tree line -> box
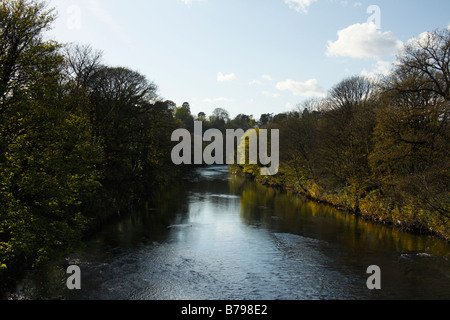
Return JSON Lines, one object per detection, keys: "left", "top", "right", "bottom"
{"left": 0, "top": 0, "right": 183, "bottom": 287}
{"left": 1, "top": 0, "right": 448, "bottom": 291}
{"left": 151, "top": 27, "right": 449, "bottom": 240}
{"left": 234, "top": 28, "right": 449, "bottom": 240}
{"left": 173, "top": 104, "right": 262, "bottom": 133}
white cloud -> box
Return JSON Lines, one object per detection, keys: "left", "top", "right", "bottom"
{"left": 262, "top": 91, "right": 281, "bottom": 98}
{"left": 204, "top": 97, "right": 234, "bottom": 103}
{"left": 407, "top": 31, "right": 431, "bottom": 46}
{"left": 361, "top": 60, "right": 393, "bottom": 80}
{"left": 179, "top": 0, "right": 207, "bottom": 6}
{"left": 326, "top": 22, "right": 404, "bottom": 59}
{"left": 406, "top": 31, "right": 446, "bottom": 52}
{"left": 276, "top": 78, "right": 327, "bottom": 98}
{"left": 249, "top": 74, "right": 273, "bottom": 85}
{"left": 285, "top": 0, "right": 317, "bottom": 13}
{"left": 217, "top": 72, "right": 236, "bottom": 82}
{"left": 215, "top": 97, "right": 234, "bottom": 102}
{"left": 249, "top": 80, "right": 263, "bottom": 85}
{"left": 286, "top": 103, "right": 296, "bottom": 110}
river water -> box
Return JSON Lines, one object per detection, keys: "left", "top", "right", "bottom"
{"left": 5, "top": 166, "right": 450, "bottom": 300}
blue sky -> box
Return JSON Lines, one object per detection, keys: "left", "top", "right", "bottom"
{"left": 47, "top": 0, "right": 450, "bottom": 119}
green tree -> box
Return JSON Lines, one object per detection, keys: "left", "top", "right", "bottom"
{"left": 174, "top": 104, "right": 194, "bottom": 132}
{"left": 259, "top": 113, "right": 273, "bottom": 127}
{"left": 370, "top": 29, "right": 449, "bottom": 232}
{"left": 318, "top": 75, "right": 378, "bottom": 192}
{"left": 0, "top": 0, "right": 105, "bottom": 276}
{"left": 0, "top": 0, "right": 56, "bottom": 109}
{"left": 211, "top": 108, "right": 230, "bottom": 132}
{"left": 229, "top": 114, "right": 254, "bottom": 131}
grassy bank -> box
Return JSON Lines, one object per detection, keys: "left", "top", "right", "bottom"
{"left": 232, "top": 165, "right": 449, "bottom": 241}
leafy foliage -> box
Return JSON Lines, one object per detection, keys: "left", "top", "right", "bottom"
{"left": 238, "top": 30, "right": 449, "bottom": 240}
{"left": 0, "top": 0, "right": 181, "bottom": 287}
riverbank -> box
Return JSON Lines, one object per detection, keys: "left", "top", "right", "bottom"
{"left": 0, "top": 165, "right": 192, "bottom": 296}
{"left": 231, "top": 165, "right": 450, "bottom": 242}
{"left": 4, "top": 165, "right": 450, "bottom": 300}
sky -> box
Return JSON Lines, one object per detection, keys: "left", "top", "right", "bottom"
{"left": 46, "top": 0, "right": 450, "bottom": 119}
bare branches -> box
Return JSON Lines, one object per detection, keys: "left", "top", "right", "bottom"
{"left": 395, "top": 29, "right": 450, "bottom": 101}
{"left": 63, "top": 44, "right": 103, "bottom": 89}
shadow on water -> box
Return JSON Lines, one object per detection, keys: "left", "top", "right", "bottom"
{"left": 4, "top": 165, "right": 450, "bottom": 300}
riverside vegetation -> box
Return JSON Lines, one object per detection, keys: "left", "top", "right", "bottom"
{"left": 232, "top": 30, "right": 450, "bottom": 241}
{"left": 0, "top": 0, "right": 185, "bottom": 288}
{"left": 0, "top": 0, "right": 449, "bottom": 290}
{"left": 187, "top": 29, "right": 449, "bottom": 241}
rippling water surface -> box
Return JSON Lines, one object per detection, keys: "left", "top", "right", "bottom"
{"left": 6, "top": 166, "right": 450, "bottom": 300}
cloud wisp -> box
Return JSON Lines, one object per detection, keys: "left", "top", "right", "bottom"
{"left": 218, "top": 72, "right": 237, "bottom": 82}
{"left": 285, "top": 0, "right": 318, "bottom": 13}
{"left": 276, "top": 78, "right": 326, "bottom": 98}
{"left": 204, "top": 97, "right": 234, "bottom": 103}
{"left": 179, "top": 0, "right": 208, "bottom": 6}
{"left": 83, "top": 0, "right": 131, "bottom": 44}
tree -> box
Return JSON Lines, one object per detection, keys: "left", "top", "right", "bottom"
{"left": 87, "top": 66, "right": 160, "bottom": 203}
{"left": 273, "top": 112, "right": 320, "bottom": 195}
{"left": 212, "top": 107, "right": 230, "bottom": 121}
{"left": 182, "top": 102, "right": 191, "bottom": 113}
{"left": 259, "top": 113, "right": 273, "bottom": 127}
{"left": 174, "top": 104, "right": 194, "bottom": 132}
{"left": 394, "top": 29, "right": 450, "bottom": 101}
{"left": 370, "top": 28, "right": 450, "bottom": 225}
{"left": 165, "top": 100, "right": 176, "bottom": 114}
{"left": 63, "top": 44, "right": 103, "bottom": 89}
{"left": 229, "top": 114, "right": 254, "bottom": 130}
{"left": 318, "top": 75, "right": 378, "bottom": 190}
{"left": 0, "top": 0, "right": 188, "bottom": 284}
{"left": 211, "top": 108, "right": 230, "bottom": 132}
{"left": 198, "top": 112, "right": 206, "bottom": 119}
{"left": 0, "top": 0, "right": 104, "bottom": 274}
{"left": 0, "top": 0, "right": 58, "bottom": 111}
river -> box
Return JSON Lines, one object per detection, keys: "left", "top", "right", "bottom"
{"left": 5, "top": 166, "right": 450, "bottom": 300}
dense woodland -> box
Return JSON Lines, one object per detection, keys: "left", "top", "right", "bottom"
{"left": 0, "top": 0, "right": 183, "bottom": 286}
{"left": 232, "top": 31, "right": 450, "bottom": 241}
{"left": 0, "top": 0, "right": 448, "bottom": 289}
{"left": 175, "top": 29, "right": 450, "bottom": 240}
{"left": 176, "top": 29, "right": 449, "bottom": 241}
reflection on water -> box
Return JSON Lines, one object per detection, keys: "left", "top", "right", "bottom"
{"left": 5, "top": 166, "right": 450, "bottom": 300}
